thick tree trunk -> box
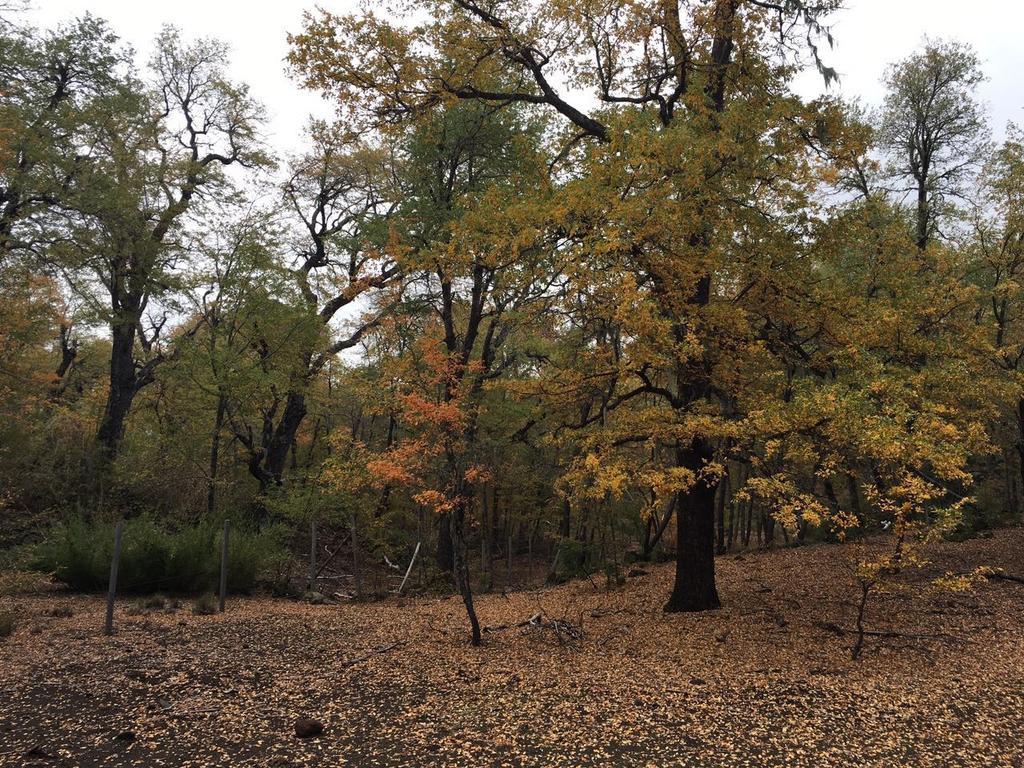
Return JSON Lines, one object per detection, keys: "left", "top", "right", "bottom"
{"left": 96, "top": 322, "right": 140, "bottom": 457}
{"left": 665, "top": 437, "right": 721, "bottom": 612}
{"left": 264, "top": 390, "right": 307, "bottom": 482}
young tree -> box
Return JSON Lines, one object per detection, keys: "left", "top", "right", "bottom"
{"left": 327, "top": 102, "right": 556, "bottom": 643}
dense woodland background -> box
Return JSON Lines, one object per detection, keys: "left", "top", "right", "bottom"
{"left": 2, "top": 0, "right": 1024, "bottom": 647}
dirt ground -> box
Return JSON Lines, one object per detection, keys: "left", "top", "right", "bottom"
{"left": 2, "top": 530, "right": 1023, "bottom": 767}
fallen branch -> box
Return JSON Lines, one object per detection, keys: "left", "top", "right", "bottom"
{"left": 986, "top": 571, "right": 1024, "bottom": 585}
{"left": 484, "top": 611, "right": 585, "bottom": 645}
{"left": 597, "top": 625, "right": 630, "bottom": 647}
{"left": 396, "top": 542, "right": 421, "bottom": 595}
{"left": 342, "top": 640, "right": 408, "bottom": 668}
{"left": 813, "top": 621, "right": 963, "bottom": 644}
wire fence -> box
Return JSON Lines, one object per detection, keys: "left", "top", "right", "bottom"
{"left": 104, "top": 520, "right": 231, "bottom": 635}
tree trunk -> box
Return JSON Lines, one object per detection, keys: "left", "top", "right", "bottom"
{"left": 641, "top": 494, "right": 675, "bottom": 559}
{"left": 559, "top": 497, "right": 571, "bottom": 538}
{"left": 264, "top": 390, "right": 307, "bottom": 482}
{"left": 715, "top": 471, "right": 729, "bottom": 554}
{"left": 1015, "top": 398, "right": 1024, "bottom": 524}
{"left": 665, "top": 437, "right": 721, "bottom": 612}
{"left": 916, "top": 172, "right": 930, "bottom": 251}
{"left": 96, "top": 321, "right": 140, "bottom": 457}
{"left": 763, "top": 510, "right": 775, "bottom": 548}
{"left": 351, "top": 509, "right": 363, "bottom": 598}
{"left": 742, "top": 496, "right": 753, "bottom": 548}
{"left": 451, "top": 500, "right": 481, "bottom": 645}
{"left": 207, "top": 393, "right": 227, "bottom": 515}
{"left": 437, "top": 512, "right": 454, "bottom": 573}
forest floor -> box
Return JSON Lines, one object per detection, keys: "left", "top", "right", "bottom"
{"left": 2, "top": 530, "right": 1024, "bottom": 767}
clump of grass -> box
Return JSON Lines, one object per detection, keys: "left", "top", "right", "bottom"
{"left": 143, "top": 595, "right": 166, "bottom": 609}
{"left": 0, "top": 611, "right": 15, "bottom": 639}
{"left": 192, "top": 593, "right": 218, "bottom": 616}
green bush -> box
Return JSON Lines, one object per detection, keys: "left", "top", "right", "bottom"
{"left": 34, "top": 517, "right": 287, "bottom": 595}
{"left": 167, "top": 525, "right": 218, "bottom": 592}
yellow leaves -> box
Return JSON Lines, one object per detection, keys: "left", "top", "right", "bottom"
{"left": 576, "top": 451, "right": 631, "bottom": 501}
{"left": 644, "top": 465, "right": 698, "bottom": 497}
{"left": 932, "top": 567, "right": 993, "bottom": 593}
{"left": 741, "top": 475, "right": 831, "bottom": 536}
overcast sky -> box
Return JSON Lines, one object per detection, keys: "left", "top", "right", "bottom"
{"left": 22, "top": 0, "right": 1024, "bottom": 152}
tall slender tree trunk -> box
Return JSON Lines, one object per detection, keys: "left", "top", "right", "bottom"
{"left": 451, "top": 498, "right": 481, "bottom": 645}
{"left": 916, "top": 172, "right": 930, "bottom": 251}
{"left": 207, "top": 393, "right": 227, "bottom": 515}
{"left": 715, "top": 471, "right": 729, "bottom": 554}
{"left": 1015, "top": 398, "right": 1024, "bottom": 523}
{"left": 437, "top": 513, "right": 455, "bottom": 573}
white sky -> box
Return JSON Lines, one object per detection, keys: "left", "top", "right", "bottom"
{"left": 22, "top": 0, "right": 1024, "bottom": 149}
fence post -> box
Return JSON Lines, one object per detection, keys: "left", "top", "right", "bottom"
{"left": 308, "top": 519, "right": 317, "bottom": 592}
{"left": 104, "top": 520, "right": 123, "bottom": 635}
{"left": 219, "top": 519, "right": 230, "bottom": 613}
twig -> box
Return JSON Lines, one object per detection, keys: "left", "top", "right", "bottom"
{"left": 589, "top": 606, "right": 634, "bottom": 619}
{"left": 342, "top": 640, "right": 408, "bottom": 668}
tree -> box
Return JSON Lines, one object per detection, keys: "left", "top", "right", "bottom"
{"left": 0, "top": 14, "right": 128, "bottom": 261}
{"left": 327, "top": 101, "right": 556, "bottom": 643}
{"left": 227, "top": 124, "right": 404, "bottom": 497}
{"left": 53, "top": 27, "right": 267, "bottom": 460}
{"left": 290, "top": 0, "right": 845, "bottom": 617}
{"left": 970, "top": 125, "right": 1024, "bottom": 516}
{"left": 880, "top": 40, "right": 988, "bottom": 251}
{"left": 169, "top": 206, "right": 298, "bottom": 516}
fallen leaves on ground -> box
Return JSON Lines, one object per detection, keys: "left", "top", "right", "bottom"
{"left": 2, "top": 530, "right": 1024, "bottom": 767}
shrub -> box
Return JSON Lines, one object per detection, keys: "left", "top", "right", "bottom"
{"left": 227, "top": 525, "right": 289, "bottom": 593}
{"left": 33, "top": 517, "right": 287, "bottom": 595}
{"left": 192, "top": 593, "right": 218, "bottom": 615}
{"left": 168, "top": 525, "right": 218, "bottom": 592}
